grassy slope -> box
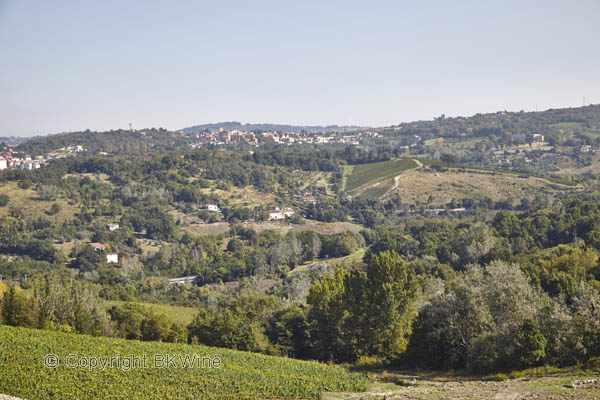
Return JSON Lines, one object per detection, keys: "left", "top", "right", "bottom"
{"left": 0, "top": 182, "right": 80, "bottom": 223}
{"left": 382, "top": 169, "right": 579, "bottom": 206}
{"left": 0, "top": 325, "right": 368, "bottom": 400}
{"left": 105, "top": 301, "right": 198, "bottom": 326}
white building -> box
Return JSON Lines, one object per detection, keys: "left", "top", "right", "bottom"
{"left": 201, "top": 204, "right": 220, "bottom": 212}
{"left": 0, "top": 158, "right": 7, "bottom": 170}
{"left": 267, "top": 208, "right": 295, "bottom": 220}
{"left": 106, "top": 223, "right": 120, "bottom": 231}
{"left": 106, "top": 253, "right": 119, "bottom": 263}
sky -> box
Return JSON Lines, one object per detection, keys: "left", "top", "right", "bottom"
{"left": 0, "top": 0, "right": 599, "bottom": 137}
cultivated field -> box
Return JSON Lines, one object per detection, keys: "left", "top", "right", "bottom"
{"left": 345, "top": 158, "right": 419, "bottom": 194}
{"left": 0, "top": 325, "right": 369, "bottom": 400}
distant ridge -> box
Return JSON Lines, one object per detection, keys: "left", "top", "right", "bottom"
{"left": 180, "top": 121, "right": 365, "bottom": 134}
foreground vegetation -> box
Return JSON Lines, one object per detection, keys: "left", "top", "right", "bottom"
{"left": 0, "top": 325, "right": 369, "bottom": 400}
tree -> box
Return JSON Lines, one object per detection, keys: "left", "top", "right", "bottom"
{"left": 36, "top": 184, "right": 60, "bottom": 200}
{"left": 47, "top": 202, "right": 61, "bottom": 216}
{"left": 308, "top": 251, "right": 417, "bottom": 362}
{"left": 141, "top": 314, "right": 171, "bottom": 342}
{"left": 307, "top": 268, "right": 349, "bottom": 361}
{"left": 226, "top": 238, "right": 244, "bottom": 253}
{"left": 406, "top": 261, "right": 554, "bottom": 371}
{"left": 513, "top": 319, "right": 547, "bottom": 369}
{"left": 440, "top": 153, "right": 458, "bottom": 164}
{"left": 1, "top": 286, "right": 35, "bottom": 327}
{"left": 266, "top": 306, "right": 312, "bottom": 358}
{"left": 343, "top": 251, "right": 418, "bottom": 361}
{"left": 452, "top": 223, "right": 497, "bottom": 268}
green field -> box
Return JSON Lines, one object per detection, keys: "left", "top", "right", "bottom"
{"left": 550, "top": 121, "right": 583, "bottom": 129}
{"left": 345, "top": 158, "right": 418, "bottom": 193}
{"left": 357, "top": 178, "right": 395, "bottom": 200}
{"left": 106, "top": 301, "right": 198, "bottom": 326}
{"left": 0, "top": 325, "right": 369, "bottom": 400}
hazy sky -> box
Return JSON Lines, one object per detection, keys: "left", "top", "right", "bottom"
{"left": 1, "top": 1, "right": 599, "bottom": 136}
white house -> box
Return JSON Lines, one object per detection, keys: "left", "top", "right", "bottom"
{"left": 267, "top": 208, "right": 295, "bottom": 220}
{"left": 201, "top": 204, "right": 221, "bottom": 212}
{"left": 106, "top": 223, "right": 120, "bottom": 231}
{"left": 106, "top": 253, "right": 118, "bottom": 263}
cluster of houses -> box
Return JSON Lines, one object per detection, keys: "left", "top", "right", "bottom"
{"left": 87, "top": 222, "right": 121, "bottom": 263}
{"left": 0, "top": 146, "right": 86, "bottom": 171}
{"left": 200, "top": 203, "right": 296, "bottom": 221}
{"left": 188, "top": 128, "right": 380, "bottom": 149}
{"left": 0, "top": 153, "right": 43, "bottom": 170}
{"left": 88, "top": 242, "right": 119, "bottom": 263}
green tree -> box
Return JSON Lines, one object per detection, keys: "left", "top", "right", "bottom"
{"left": 343, "top": 251, "right": 417, "bottom": 361}
{"left": 1, "top": 286, "right": 35, "bottom": 327}
{"left": 308, "top": 251, "right": 417, "bottom": 362}
{"left": 513, "top": 319, "right": 547, "bottom": 369}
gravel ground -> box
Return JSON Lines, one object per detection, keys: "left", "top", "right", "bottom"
{"left": 324, "top": 374, "right": 600, "bottom": 400}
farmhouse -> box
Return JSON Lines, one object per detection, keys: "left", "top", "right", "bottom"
{"left": 201, "top": 204, "right": 221, "bottom": 212}
{"left": 106, "top": 222, "right": 120, "bottom": 231}
{"left": 267, "top": 208, "right": 295, "bottom": 220}
{"left": 106, "top": 253, "right": 118, "bottom": 263}
{"left": 89, "top": 242, "right": 106, "bottom": 251}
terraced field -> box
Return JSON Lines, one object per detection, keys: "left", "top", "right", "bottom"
{"left": 0, "top": 325, "right": 369, "bottom": 400}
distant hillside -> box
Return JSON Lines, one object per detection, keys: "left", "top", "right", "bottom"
{"left": 15, "top": 128, "right": 192, "bottom": 156}
{"left": 384, "top": 104, "right": 600, "bottom": 139}
{"left": 181, "top": 121, "right": 364, "bottom": 134}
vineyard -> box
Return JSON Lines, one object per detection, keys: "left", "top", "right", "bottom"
{"left": 0, "top": 325, "right": 369, "bottom": 400}
{"left": 345, "top": 158, "right": 418, "bottom": 194}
